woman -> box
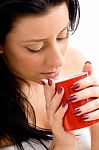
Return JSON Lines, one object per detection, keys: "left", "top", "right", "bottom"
{"left": 0, "top": 0, "right": 99, "bottom": 150}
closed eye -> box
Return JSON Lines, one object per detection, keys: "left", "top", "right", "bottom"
{"left": 26, "top": 47, "right": 44, "bottom": 53}
{"left": 25, "top": 42, "right": 47, "bottom": 53}
{"left": 57, "top": 27, "right": 69, "bottom": 41}
{"left": 57, "top": 37, "right": 68, "bottom": 41}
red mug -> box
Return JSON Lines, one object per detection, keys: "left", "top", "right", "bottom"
{"left": 55, "top": 72, "right": 99, "bottom": 131}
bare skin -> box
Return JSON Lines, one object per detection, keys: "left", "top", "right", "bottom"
{"left": 26, "top": 48, "right": 86, "bottom": 129}
{"left": 1, "top": 48, "right": 99, "bottom": 150}
{"left": 0, "top": 48, "right": 86, "bottom": 148}
{"left": 0, "top": 3, "right": 99, "bottom": 150}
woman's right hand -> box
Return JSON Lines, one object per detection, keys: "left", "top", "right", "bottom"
{"left": 41, "top": 78, "right": 77, "bottom": 150}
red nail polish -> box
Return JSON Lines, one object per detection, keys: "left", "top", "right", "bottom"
{"left": 41, "top": 80, "right": 45, "bottom": 85}
{"left": 85, "top": 61, "right": 91, "bottom": 64}
{"left": 68, "top": 95, "right": 77, "bottom": 101}
{"left": 71, "top": 83, "right": 80, "bottom": 90}
{"left": 62, "top": 100, "right": 68, "bottom": 107}
{"left": 73, "top": 108, "right": 81, "bottom": 115}
{"left": 57, "top": 87, "right": 63, "bottom": 94}
{"left": 48, "top": 78, "right": 52, "bottom": 86}
{"left": 81, "top": 114, "right": 89, "bottom": 120}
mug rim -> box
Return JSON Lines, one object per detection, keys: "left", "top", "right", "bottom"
{"left": 55, "top": 72, "right": 88, "bottom": 83}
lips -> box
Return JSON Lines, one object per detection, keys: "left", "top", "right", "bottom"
{"left": 41, "top": 70, "right": 60, "bottom": 79}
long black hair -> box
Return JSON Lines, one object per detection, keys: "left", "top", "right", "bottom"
{"left": 0, "top": 0, "right": 80, "bottom": 149}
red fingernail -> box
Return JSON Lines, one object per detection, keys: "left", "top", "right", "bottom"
{"left": 57, "top": 87, "right": 63, "bottom": 94}
{"left": 48, "top": 78, "right": 52, "bottom": 86}
{"left": 41, "top": 80, "right": 45, "bottom": 85}
{"left": 68, "top": 95, "right": 77, "bottom": 101}
{"left": 73, "top": 108, "right": 82, "bottom": 115}
{"left": 85, "top": 61, "right": 91, "bottom": 64}
{"left": 71, "top": 83, "right": 80, "bottom": 90}
{"left": 81, "top": 114, "right": 89, "bottom": 120}
{"left": 62, "top": 100, "right": 68, "bottom": 107}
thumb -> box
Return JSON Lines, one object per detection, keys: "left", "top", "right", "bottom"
{"left": 82, "top": 61, "right": 92, "bottom": 76}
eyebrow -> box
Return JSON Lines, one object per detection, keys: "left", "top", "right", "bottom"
{"left": 21, "top": 23, "right": 69, "bottom": 43}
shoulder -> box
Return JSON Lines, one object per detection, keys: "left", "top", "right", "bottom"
{"left": 67, "top": 47, "right": 87, "bottom": 64}
{"left": 63, "top": 48, "right": 87, "bottom": 75}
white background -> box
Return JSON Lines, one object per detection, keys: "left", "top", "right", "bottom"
{"left": 69, "top": 0, "right": 99, "bottom": 76}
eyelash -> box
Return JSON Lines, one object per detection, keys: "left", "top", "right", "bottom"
{"left": 57, "top": 35, "right": 68, "bottom": 41}
{"left": 26, "top": 37, "right": 68, "bottom": 54}
{"left": 26, "top": 29, "right": 69, "bottom": 53}
{"left": 26, "top": 47, "right": 44, "bottom": 53}
{"left": 57, "top": 29, "right": 69, "bottom": 41}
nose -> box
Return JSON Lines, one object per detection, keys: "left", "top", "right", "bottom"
{"left": 45, "top": 43, "right": 65, "bottom": 68}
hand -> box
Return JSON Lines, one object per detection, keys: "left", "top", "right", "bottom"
{"left": 69, "top": 61, "right": 99, "bottom": 121}
{"left": 41, "top": 79, "right": 77, "bottom": 150}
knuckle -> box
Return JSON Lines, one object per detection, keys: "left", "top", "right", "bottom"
{"left": 54, "top": 114, "right": 59, "bottom": 121}
{"left": 94, "top": 99, "right": 99, "bottom": 109}
{"left": 81, "top": 103, "right": 88, "bottom": 113}
{"left": 45, "top": 104, "right": 47, "bottom": 110}
{"left": 92, "top": 76, "right": 99, "bottom": 85}
{"left": 90, "top": 87, "right": 97, "bottom": 96}
{"left": 49, "top": 105, "right": 54, "bottom": 112}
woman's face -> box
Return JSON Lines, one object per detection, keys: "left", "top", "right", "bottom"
{"left": 1, "top": 3, "right": 69, "bottom": 84}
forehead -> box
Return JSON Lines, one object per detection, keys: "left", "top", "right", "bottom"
{"left": 8, "top": 3, "right": 69, "bottom": 40}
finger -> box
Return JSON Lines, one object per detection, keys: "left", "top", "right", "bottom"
{"left": 49, "top": 87, "right": 65, "bottom": 115}
{"left": 81, "top": 109, "right": 99, "bottom": 121}
{"left": 70, "top": 86, "right": 99, "bottom": 103}
{"left": 56, "top": 102, "right": 68, "bottom": 121}
{"left": 53, "top": 103, "right": 68, "bottom": 130}
{"left": 72, "top": 75, "right": 99, "bottom": 91}
{"left": 73, "top": 98, "right": 99, "bottom": 116}
{"left": 41, "top": 78, "right": 55, "bottom": 108}
{"left": 82, "top": 61, "right": 92, "bottom": 76}
{"left": 48, "top": 89, "right": 68, "bottom": 129}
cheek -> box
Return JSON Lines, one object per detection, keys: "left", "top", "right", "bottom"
{"left": 20, "top": 56, "right": 45, "bottom": 70}
{"left": 5, "top": 51, "right": 44, "bottom": 75}
{"left": 61, "top": 40, "right": 68, "bottom": 55}
{"left": 11, "top": 57, "right": 44, "bottom": 80}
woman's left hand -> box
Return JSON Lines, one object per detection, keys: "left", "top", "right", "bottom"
{"left": 69, "top": 61, "right": 99, "bottom": 121}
